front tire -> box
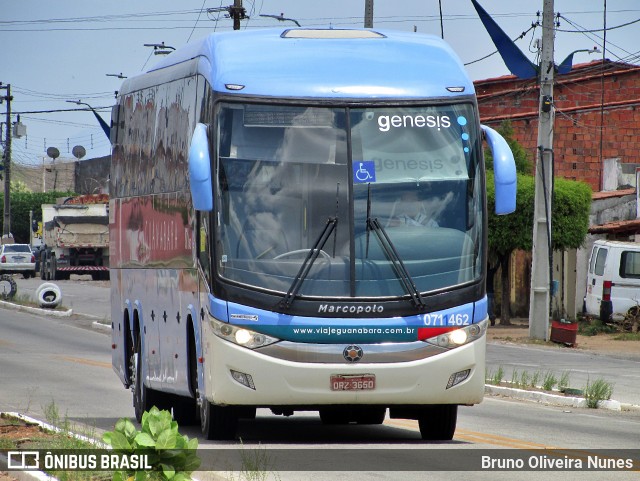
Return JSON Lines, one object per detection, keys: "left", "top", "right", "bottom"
{"left": 319, "top": 408, "right": 351, "bottom": 425}
{"left": 355, "top": 407, "right": 386, "bottom": 425}
{"left": 418, "top": 405, "right": 458, "bottom": 441}
{"left": 199, "top": 394, "right": 238, "bottom": 439}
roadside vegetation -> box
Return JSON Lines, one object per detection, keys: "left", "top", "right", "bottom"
{"left": 1, "top": 404, "right": 277, "bottom": 481}
{"left": 0, "top": 401, "right": 110, "bottom": 480}
{"left": 485, "top": 120, "right": 592, "bottom": 325}
{"left": 485, "top": 366, "right": 614, "bottom": 408}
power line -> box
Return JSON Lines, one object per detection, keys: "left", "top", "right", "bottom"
{"left": 556, "top": 14, "right": 640, "bottom": 33}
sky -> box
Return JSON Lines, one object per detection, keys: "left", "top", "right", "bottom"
{"left": 2, "top": 0, "right": 639, "bottom": 168}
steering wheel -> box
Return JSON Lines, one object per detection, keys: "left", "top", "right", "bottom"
{"left": 273, "top": 249, "right": 331, "bottom": 260}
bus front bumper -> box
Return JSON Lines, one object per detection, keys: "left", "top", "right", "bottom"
{"left": 201, "top": 327, "right": 486, "bottom": 407}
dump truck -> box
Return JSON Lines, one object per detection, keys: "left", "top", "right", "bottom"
{"left": 40, "top": 194, "right": 109, "bottom": 280}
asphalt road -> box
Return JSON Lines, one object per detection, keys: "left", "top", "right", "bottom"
{"left": 1, "top": 276, "right": 639, "bottom": 480}
{"left": 8, "top": 275, "right": 640, "bottom": 407}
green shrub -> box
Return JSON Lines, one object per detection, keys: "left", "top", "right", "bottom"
{"left": 542, "top": 371, "right": 558, "bottom": 391}
{"left": 579, "top": 319, "right": 616, "bottom": 336}
{"left": 558, "top": 371, "right": 571, "bottom": 391}
{"left": 584, "top": 378, "right": 614, "bottom": 409}
{"left": 103, "top": 406, "right": 200, "bottom": 481}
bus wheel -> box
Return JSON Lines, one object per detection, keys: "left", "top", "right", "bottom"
{"left": 418, "top": 405, "right": 457, "bottom": 441}
{"left": 319, "top": 408, "right": 351, "bottom": 425}
{"left": 172, "top": 396, "right": 198, "bottom": 426}
{"left": 355, "top": 407, "right": 386, "bottom": 425}
{"left": 132, "top": 336, "right": 154, "bottom": 423}
{"left": 200, "top": 398, "right": 238, "bottom": 440}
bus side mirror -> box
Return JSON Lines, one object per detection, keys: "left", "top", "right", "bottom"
{"left": 188, "top": 123, "right": 213, "bottom": 211}
{"left": 481, "top": 124, "right": 516, "bottom": 215}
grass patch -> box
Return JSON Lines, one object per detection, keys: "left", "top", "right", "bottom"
{"left": 578, "top": 319, "right": 616, "bottom": 336}
{"left": 541, "top": 371, "right": 558, "bottom": 391}
{"left": 558, "top": 371, "right": 571, "bottom": 391}
{"left": 1, "top": 401, "right": 109, "bottom": 480}
{"left": 584, "top": 378, "right": 614, "bottom": 409}
{"left": 613, "top": 332, "right": 640, "bottom": 341}
{"left": 486, "top": 366, "right": 504, "bottom": 385}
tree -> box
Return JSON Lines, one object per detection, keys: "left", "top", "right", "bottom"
{"left": 485, "top": 121, "right": 591, "bottom": 325}
{"left": 11, "top": 180, "right": 31, "bottom": 193}
{"left": 485, "top": 120, "right": 533, "bottom": 175}
{"left": 0, "top": 191, "right": 75, "bottom": 243}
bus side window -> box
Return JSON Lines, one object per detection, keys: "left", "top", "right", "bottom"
{"left": 198, "top": 212, "right": 212, "bottom": 285}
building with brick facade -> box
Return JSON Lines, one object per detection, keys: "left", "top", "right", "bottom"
{"left": 474, "top": 59, "right": 640, "bottom": 321}
{"left": 476, "top": 59, "right": 640, "bottom": 192}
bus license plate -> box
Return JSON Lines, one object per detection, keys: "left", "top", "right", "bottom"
{"left": 330, "top": 374, "right": 375, "bottom": 391}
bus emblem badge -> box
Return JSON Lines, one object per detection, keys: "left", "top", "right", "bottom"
{"left": 343, "top": 345, "right": 363, "bottom": 362}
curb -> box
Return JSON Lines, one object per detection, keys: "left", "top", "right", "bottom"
{"left": 0, "top": 299, "right": 72, "bottom": 318}
{"left": 0, "top": 412, "right": 216, "bottom": 481}
{"left": 92, "top": 321, "right": 111, "bottom": 332}
{"left": 0, "top": 412, "right": 106, "bottom": 481}
{"left": 0, "top": 456, "right": 51, "bottom": 481}
{"left": 484, "top": 384, "right": 639, "bottom": 411}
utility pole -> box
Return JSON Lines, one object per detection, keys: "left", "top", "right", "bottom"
{"left": 364, "top": 0, "right": 374, "bottom": 28}
{"left": 0, "top": 83, "right": 12, "bottom": 238}
{"left": 529, "top": 0, "right": 555, "bottom": 340}
{"left": 231, "top": 0, "right": 246, "bottom": 31}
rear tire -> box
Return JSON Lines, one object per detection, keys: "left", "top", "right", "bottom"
{"left": 132, "top": 335, "right": 155, "bottom": 423}
{"left": 172, "top": 396, "right": 198, "bottom": 425}
{"left": 418, "top": 405, "right": 458, "bottom": 441}
{"left": 50, "top": 256, "right": 58, "bottom": 281}
{"left": 40, "top": 252, "right": 47, "bottom": 280}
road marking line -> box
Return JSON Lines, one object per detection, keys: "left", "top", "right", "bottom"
{"left": 387, "top": 419, "right": 555, "bottom": 449}
{"left": 56, "top": 355, "right": 111, "bottom": 368}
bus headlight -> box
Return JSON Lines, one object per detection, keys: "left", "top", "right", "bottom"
{"left": 424, "top": 319, "right": 488, "bottom": 349}
{"left": 211, "top": 318, "right": 279, "bottom": 349}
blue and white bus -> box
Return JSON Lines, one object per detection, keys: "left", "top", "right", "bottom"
{"left": 110, "top": 28, "right": 516, "bottom": 441}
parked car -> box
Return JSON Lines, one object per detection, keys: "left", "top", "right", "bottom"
{"left": 584, "top": 240, "right": 640, "bottom": 323}
{"left": 0, "top": 243, "right": 36, "bottom": 278}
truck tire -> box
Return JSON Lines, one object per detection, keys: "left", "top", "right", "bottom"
{"left": 40, "top": 251, "right": 48, "bottom": 280}
{"left": 51, "top": 256, "right": 58, "bottom": 281}
{"left": 36, "top": 282, "right": 62, "bottom": 308}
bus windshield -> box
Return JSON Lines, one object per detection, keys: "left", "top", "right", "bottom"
{"left": 215, "top": 102, "right": 483, "bottom": 301}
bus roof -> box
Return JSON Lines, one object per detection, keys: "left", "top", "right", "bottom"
{"left": 138, "top": 28, "right": 474, "bottom": 100}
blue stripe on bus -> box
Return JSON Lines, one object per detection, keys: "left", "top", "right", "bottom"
{"left": 210, "top": 295, "right": 488, "bottom": 343}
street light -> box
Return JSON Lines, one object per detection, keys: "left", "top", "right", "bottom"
{"left": 557, "top": 47, "right": 601, "bottom": 74}
{"left": 66, "top": 100, "right": 110, "bottom": 140}
{"left": 143, "top": 42, "right": 176, "bottom": 55}
{"left": 106, "top": 73, "right": 127, "bottom": 79}
{"left": 260, "top": 13, "right": 301, "bottom": 27}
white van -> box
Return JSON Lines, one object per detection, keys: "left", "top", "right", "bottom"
{"left": 585, "top": 240, "right": 640, "bottom": 321}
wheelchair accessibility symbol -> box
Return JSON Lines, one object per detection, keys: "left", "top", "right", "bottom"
{"left": 353, "top": 161, "right": 376, "bottom": 183}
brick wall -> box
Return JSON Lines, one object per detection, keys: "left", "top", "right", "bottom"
{"left": 476, "top": 60, "right": 640, "bottom": 192}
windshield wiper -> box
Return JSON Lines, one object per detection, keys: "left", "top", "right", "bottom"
{"left": 279, "top": 217, "right": 337, "bottom": 310}
{"left": 366, "top": 217, "right": 427, "bottom": 311}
